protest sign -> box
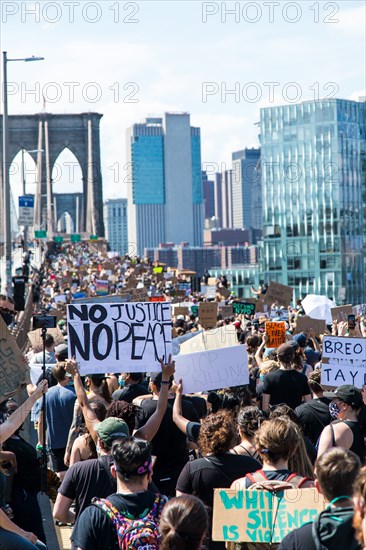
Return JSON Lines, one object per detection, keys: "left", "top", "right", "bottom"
{"left": 207, "top": 277, "right": 217, "bottom": 286}
{"left": 264, "top": 282, "right": 293, "bottom": 307}
{"left": 265, "top": 321, "right": 286, "bottom": 348}
{"left": 331, "top": 305, "right": 353, "bottom": 323}
{"left": 219, "top": 287, "right": 231, "bottom": 299}
{"left": 67, "top": 302, "right": 172, "bottom": 374}
{"left": 322, "top": 336, "right": 366, "bottom": 361}
{"left": 174, "top": 307, "right": 190, "bottom": 317}
{"left": 219, "top": 305, "right": 233, "bottom": 319}
{"left": 354, "top": 304, "right": 366, "bottom": 317}
{"left": 321, "top": 363, "right": 366, "bottom": 388}
{"left": 212, "top": 488, "right": 325, "bottom": 543}
{"left": 48, "top": 308, "right": 64, "bottom": 322}
{"left": 353, "top": 304, "right": 366, "bottom": 317}
{"left": 149, "top": 296, "right": 165, "bottom": 302}
{"left": 72, "top": 291, "right": 87, "bottom": 300}
{"left": 199, "top": 302, "right": 218, "bottom": 329}
{"left": 28, "top": 327, "right": 65, "bottom": 353}
{"left": 72, "top": 295, "right": 129, "bottom": 304}
{"left": 174, "top": 345, "right": 248, "bottom": 394}
{"left": 130, "top": 288, "right": 149, "bottom": 302}
{"left": 153, "top": 266, "right": 163, "bottom": 274}
{"left": 30, "top": 364, "right": 57, "bottom": 385}
{"left": 0, "top": 315, "right": 28, "bottom": 401}
{"left": 233, "top": 302, "right": 256, "bottom": 316}
{"left": 205, "top": 286, "right": 217, "bottom": 299}
{"left": 54, "top": 294, "right": 67, "bottom": 304}
{"left": 294, "top": 316, "right": 326, "bottom": 337}
{"left": 95, "top": 280, "right": 109, "bottom": 296}
{"left": 180, "top": 325, "right": 238, "bottom": 355}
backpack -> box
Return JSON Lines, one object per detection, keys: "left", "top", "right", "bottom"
{"left": 228, "top": 470, "right": 310, "bottom": 550}
{"left": 92, "top": 493, "right": 167, "bottom": 550}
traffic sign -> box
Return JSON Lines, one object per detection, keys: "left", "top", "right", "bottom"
{"left": 34, "top": 230, "right": 47, "bottom": 239}
{"left": 18, "top": 195, "right": 34, "bottom": 225}
{"left": 90, "top": 235, "right": 98, "bottom": 241}
{"left": 71, "top": 234, "right": 81, "bottom": 243}
{"left": 54, "top": 236, "right": 64, "bottom": 243}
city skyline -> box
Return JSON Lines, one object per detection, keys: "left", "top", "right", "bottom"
{"left": 2, "top": 1, "right": 365, "bottom": 202}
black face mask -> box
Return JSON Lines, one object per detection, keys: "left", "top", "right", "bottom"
{"left": 0, "top": 312, "right": 14, "bottom": 326}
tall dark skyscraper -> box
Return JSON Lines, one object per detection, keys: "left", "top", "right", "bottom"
{"left": 232, "top": 147, "right": 261, "bottom": 229}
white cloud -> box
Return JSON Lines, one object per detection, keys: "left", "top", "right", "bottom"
{"left": 336, "top": 5, "right": 366, "bottom": 33}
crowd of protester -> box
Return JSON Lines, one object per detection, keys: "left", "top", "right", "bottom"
{"left": 1, "top": 241, "right": 366, "bottom": 549}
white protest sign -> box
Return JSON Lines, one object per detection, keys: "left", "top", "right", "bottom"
{"left": 322, "top": 336, "right": 366, "bottom": 361}
{"left": 321, "top": 363, "right": 366, "bottom": 388}
{"left": 321, "top": 336, "right": 366, "bottom": 388}
{"left": 30, "top": 364, "right": 58, "bottom": 385}
{"left": 354, "top": 304, "right": 366, "bottom": 317}
{"left": 173, "top": 345, "right": 248, "bottom": 394}
{"left": 67, "top": 302, "right": 172, "bottom": 374}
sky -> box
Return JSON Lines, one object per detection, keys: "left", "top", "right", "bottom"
{"left": 2, "top": 0, "right": 365, "bottom": 205}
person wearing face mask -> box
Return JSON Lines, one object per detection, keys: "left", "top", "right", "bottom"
{"left": 317, "top": 385, "right": 365, "bottom": 464}
{"left": 112, "top": 372, "right": 147, "bottom": 403}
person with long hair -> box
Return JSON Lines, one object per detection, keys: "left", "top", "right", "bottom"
{"left": 69, "top": 401, "right": 107, "bottom": 466}
{"left": 230, "top": 406, "right": 265, "bottom": 461}
{"left": 353, "top": 467, "right": 366, "bottom": 549}
{"left": 231, "top": 417, "right": 314, "bottom": 491}
{"left": 160, "top": 495, "right": 208, "bottom": 550}
{"left": 176, "top": 410, "right": 260, "bottom": 549}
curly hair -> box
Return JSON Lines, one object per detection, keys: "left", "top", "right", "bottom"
{"left": 237, "top": 406, "right": 265, "bottom": 438}
{"left": 198, "top": 410, "right": 237, "bottom": 456}
{"left": 106, "top": 400, "right": 141, "bottom": 433}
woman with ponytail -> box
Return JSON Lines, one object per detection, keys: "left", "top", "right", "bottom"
{"left": 160, "top": 495, "right": 208, "bottom": 550}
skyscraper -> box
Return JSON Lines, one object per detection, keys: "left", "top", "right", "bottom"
{"left": 260, "top": 98, "right": 366, "bottom": 303}
{"left": 103, "top": 198, "right": 128, "bottom": 256}
{"left": 231, "top": 147, "right": 261, "bottom": 229}
{"left": 127, "top": 113, "right": 203, "bottom": 254}
{"left": 202, "top": 171, "right": 215, "bottom": 219}
{"left": 221, "top": 169, "right": 233, "bottom": 228}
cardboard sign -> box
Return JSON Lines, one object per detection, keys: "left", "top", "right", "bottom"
{"left": 264, "top": 282, "right": 293, "bottom": 307}
{"left": 0, "top": 316, "right": 28, "bottom": 401}
{"left": 95, "top": 280, "right": 109, "bottom": 296}
{"left": 130, "top": 288, "right": 149, "bottom": 302}
{"left": 233, "top": 302, "right": 256, "bottom": 316}
{"left": 174, "top": 307, "right": 190, "bottom": 317}
{"left": 48, "top": 308, "right": 65, "bottom": 322}
{"left": 28, "top": 327, "right": 65, "bottom": 353}
{"left": 180, "top": 325, "right": 238, "bottom": 355}
{"left": 219, "top": 287, "right": 231, "bottom": 299}
{"left": 331, "top": 305, "right": 353, "bottom": 323}
{"left": 174, "top": 345, "right": 248, "bottom": 394}
{"left": 265, "top": 321, "right": 286, "bottom": 348}
{"left": 219, "top": 305, "right": 233, "bottom": 319}
{"left": 294, "top": 316, "right": 326, "bottom": 337}
{"left": 212, "top": 488, "right": 325, "bottom": 543}
{"left": 207, "top": 277, "right": 217, "bottom": 287}
{"left": 199, "top": 302, "right": 218, "bottom": 330}
{"left": 67, "top": 302, "right": 172, "bottom": 374}
{"left": 354, "top": 304, "right": 366, "bottom": 317}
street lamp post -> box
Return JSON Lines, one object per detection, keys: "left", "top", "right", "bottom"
{"left": 2, "top": 52, "right": 44, "bottom": 296}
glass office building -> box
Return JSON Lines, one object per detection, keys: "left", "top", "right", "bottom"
{"left": 103, "top": 198, "right": 128, "bottom": 256}
{"left": 232, "top": 148, "right": 261, "bottom": 230}
{"left": 260, "top": 98, "right": 366, "bottom": 304}
{"left": 127, "top": 113, "right": 203, "bottom": 255}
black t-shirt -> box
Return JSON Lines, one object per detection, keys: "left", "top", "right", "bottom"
{"left": 176, "top": 453, "right": 260, "bottom": 508}
{"left": 112, "top": 383, "right": 147, "bottom": 403}
{"left": 263, "top": 369, "right": 311, "bottom": 409}
{"left": 295, "top": 397, "right": 331, "bottom": 445}
{"left": 71, "top": 490, "right": 161, "bottom": 550}
{"left": 59, "top": 455, "right": 116, "bottom": 518}
{"left": 3, "top": 435, "right": 41, "bottom": 493}
{"left": 136, "top": 397, "right": 198, "bottom": 475}
{"left": 183, "top": 395, "right": 207, "bottom": 419}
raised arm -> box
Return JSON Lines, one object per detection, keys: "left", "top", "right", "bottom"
{"left": 172, "top": 379, "right": 190, "bottom": 435}
{"left": 254, "top": 334, "right": 268, "bottom": 369}
{"left": 134, "top": 356, "right": 175, "bottom": 441}
{"left": 64, "top": 359, "right": 99, "bottom": 443}
{"left": 0, "top": 380, "right": 48, "bottom": 445}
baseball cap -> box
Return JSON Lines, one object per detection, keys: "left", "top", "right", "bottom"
{"left": 55, "top": 343, "right": 68, "bottom": 360}
{"left": 96, "top": 417, "right": 129, "bottom": 447}
{"left": 276, "top": 343, "right": 295, "bottom": 362}
{"left": 323, "top": 385, "right": 363, "bottom": 408}
{"left": 293, "top": 332, "right": 307, "bottom": 348}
